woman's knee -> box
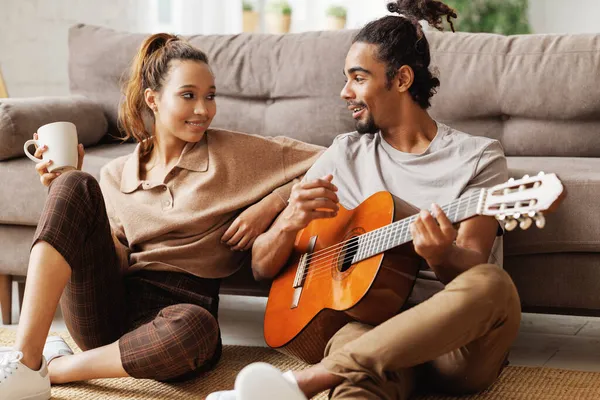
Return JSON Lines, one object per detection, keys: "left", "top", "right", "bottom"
{"left": 162, "top": 304, "right": 220, "bottom": 348}
{"left": 50, "top": 170, "right": 98, "bottom": 192}
{"left": 157, "top": 304, "right": 221, "bottom": 380}
{"left": 34, "top": 170, "right": 109, "bottom": 270}
{"left": 47, "top": 171, "right": 103, "bottom": 215}
{"left": 121, "top": 304, "right": 221, "bottom": 381}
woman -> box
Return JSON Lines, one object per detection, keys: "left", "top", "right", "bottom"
{"left": 1, "top": 33, "right": 322, "bottom": 400}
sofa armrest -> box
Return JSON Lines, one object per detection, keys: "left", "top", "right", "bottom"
{"left": 0, "top": 95, "right": 108, "bottom": 161}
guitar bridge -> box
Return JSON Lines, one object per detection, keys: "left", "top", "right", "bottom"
{"left": 291, "top": 235, "right": 317, "bottom": 309}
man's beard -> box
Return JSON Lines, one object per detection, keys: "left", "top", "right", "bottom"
{"left": 356, "top": 114, "right": 379, "bottom": 134}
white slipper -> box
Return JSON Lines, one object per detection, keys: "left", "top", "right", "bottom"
{"left": 43, "top": 336, "right": 73, "bottom": 364}
{"left": 205, "top": 390, "right": 236, "bottom": 400}
{"left": 236, "top": 363, "right": 306, "bottom": 400}
{"left": 206, "top": 363, "right": 304, "bottom": 400}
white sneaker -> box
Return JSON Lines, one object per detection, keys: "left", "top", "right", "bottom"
{"left": 206, "top": 363, "right": 306, "bottom": 400}
{"left": 43, "top": 336, "right": 73, "bottom": 364}
{"left": 0, "top": 351, "right": 51, "bottom": 400}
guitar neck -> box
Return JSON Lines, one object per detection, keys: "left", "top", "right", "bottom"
{"left": 351, "top": 189, "right": 484, "bottom": 264}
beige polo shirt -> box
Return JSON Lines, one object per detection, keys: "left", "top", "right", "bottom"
{"left": 100, "top": 129, "right": 323, "bottom": 278}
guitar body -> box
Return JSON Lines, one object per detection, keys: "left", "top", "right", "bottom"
{"left": 264, "top": 191, "right": 421, "bottom": 364}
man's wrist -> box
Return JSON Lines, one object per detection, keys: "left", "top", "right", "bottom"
{"left": 274, "top": 208, "right": 301, "bottom": 235}
{"left": 426, "top": 244, "right": 455, "bottom": 268}
{"left": 263, "top": 192, "right": 287, "bottom": 214}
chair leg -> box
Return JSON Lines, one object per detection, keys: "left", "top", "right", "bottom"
{"left": 18, "top": 281, "right": 25, "bottom": 316}
{"left": 0, "top": 274, "right": 12, "bottom": 325}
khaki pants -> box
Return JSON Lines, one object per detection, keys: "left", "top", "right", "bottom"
{"left": 322, "top": 264, "right": 521, "bottom": 399}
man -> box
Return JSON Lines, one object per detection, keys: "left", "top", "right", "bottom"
{"left": 209, "top": 1, "right": 520, "bottom": 399}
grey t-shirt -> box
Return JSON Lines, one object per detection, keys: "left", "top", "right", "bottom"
{"left": 304, "top": 122, "right": 508, "bottom": 304}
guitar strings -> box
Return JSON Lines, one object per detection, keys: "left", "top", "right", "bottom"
{"left": 301, "top": 203, "right": 470, "bottom": 282}
{"left": 296, "top": 194, "right": 480, "bottom": 282}
{"left": 300, "top": 191, "right": 478, "bottom": 266}
{"left": 304, "top": 195, "right": 468, "bottom": 267}
{"left": 297, "top": 191, "right": 478, "bottom": 272}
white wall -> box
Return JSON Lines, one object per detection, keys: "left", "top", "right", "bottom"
{"left": 287, "top": 0, "right": 391, "bottom": 33}
{"left": 0, "top": 0, "right": 150, "bottom": 98}
{"left": 153, "top": 0, "right": 242, "bottom": 35}
{"left": 528, "top": 0, "right": 600, "bottom": 34}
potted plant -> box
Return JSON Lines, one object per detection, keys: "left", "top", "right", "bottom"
{"left": 444, "top": 0, "right": 531, "bottom": 34}
{"left": 242, "top": 1, "right": 259, "bottom": 33}
{"left": 265, "top": 0, "right": 292, "bottom": 34}
{"left": 326, "top": 5, "right": 347, "bottom": 31}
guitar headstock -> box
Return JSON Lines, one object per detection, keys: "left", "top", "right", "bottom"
{"left": 483, "top": 172, "right": 565, "bottom": 231}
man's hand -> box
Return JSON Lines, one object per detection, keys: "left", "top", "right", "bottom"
{"left": 279, "top": 174, "right": 339, "bottom": 233}
{"left": 411, "top": 203, "right": 458, "bottom": 267}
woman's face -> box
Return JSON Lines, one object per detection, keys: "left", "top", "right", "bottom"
{"left": 148, "top": 59, "right": 217, "bottom": 144}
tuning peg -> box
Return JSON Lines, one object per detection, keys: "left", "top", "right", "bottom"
{"left": 534, "top": 214, "right": 546, "bottom": 229}
{"left": 538, "top": 171, "right": 545, "bottom": 176}
{"left": 519, "top": 217, "right": 533, "bottom": 230}
{"left": 504, "top": 218, "right": 518, "bottom": 231}
{"left": 508, "top": 178, "right": 515, "bottom": 183}
{"left": 523, "top": 174, "right": 530, "bottom": 180}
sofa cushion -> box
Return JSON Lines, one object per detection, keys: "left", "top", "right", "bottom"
{"left": 0, "top": 96, "right": 108, "bottom": 161}
{"left": 68, "top": 25, "right": 356, "bottom": 148}
{"left": 0, "top": 225, "right": 36, "bottom": 276}
{"left": 504, "top": 157, "right": 600, "bottom": 255}
{"left": 428, "top": 32, "right": 600, "bottom": 157}
{"left": 505, "top": 253, "right": 600, "bottom": 312}
{"left": 0, "top": 143, "right": 136, "bottom": 225}
{"left": 3, "top": 147, "right": 598, "bottom": 256}
{"left": 69, "top": 25, "right": 600, "bottom": 156}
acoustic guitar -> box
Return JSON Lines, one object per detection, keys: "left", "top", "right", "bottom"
{"left": 264, "top": 173, "right": 565, "bottom": 363}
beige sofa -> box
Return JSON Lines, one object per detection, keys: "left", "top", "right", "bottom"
{"left": 1, "top": 24, "right": 599, "bottom": 324}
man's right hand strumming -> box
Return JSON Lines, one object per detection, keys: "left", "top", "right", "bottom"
{"left": 251, "top": 175, "right": 339, "bottom": 280}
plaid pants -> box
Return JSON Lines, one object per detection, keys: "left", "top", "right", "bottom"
{"left": 33, "top": 171, "right": 222, "bottom": 381}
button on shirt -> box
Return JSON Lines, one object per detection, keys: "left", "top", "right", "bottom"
{"left": 100, "top": 129, "right": 324, "bottom": 278}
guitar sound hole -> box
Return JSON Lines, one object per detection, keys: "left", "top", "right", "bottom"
{"left": 338, "top": 236, "right": 359, "bottom": 273}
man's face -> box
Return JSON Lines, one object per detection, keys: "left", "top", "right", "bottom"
{"left": 341, "top": 42, "right": 398, "bottom": 134}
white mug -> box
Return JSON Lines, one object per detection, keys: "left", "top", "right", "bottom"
{"left": 23, "top": 122, "right": 79, "bottom": 173}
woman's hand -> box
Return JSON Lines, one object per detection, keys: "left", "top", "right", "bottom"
{"left": 410, "top": 203, "right": 458, "bottom": 268}
{"left": 221, "top": 198, "right": 281, "bottom": 251}
{"left": 33, "top": 132, "right": 85, "bottom": 187}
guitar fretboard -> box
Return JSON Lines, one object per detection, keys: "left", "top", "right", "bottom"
{"left": 349, "top": 189, "right": 484, "bottom": 263}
